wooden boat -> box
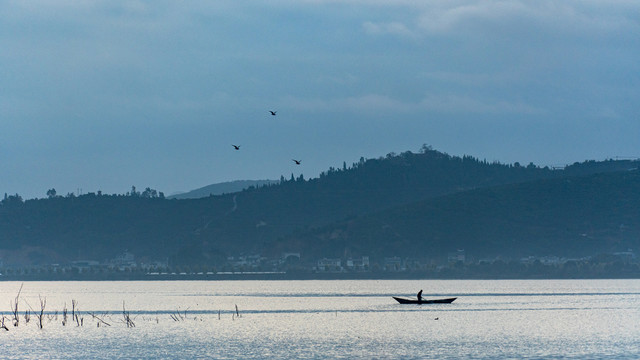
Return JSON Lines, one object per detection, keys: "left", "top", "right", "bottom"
{"left": 392, "top": 296, "right": 457, "bottom": 304}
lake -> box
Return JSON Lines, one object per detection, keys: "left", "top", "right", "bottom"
{"left": 1, "top": 279, "right": 639, "bottom": 359}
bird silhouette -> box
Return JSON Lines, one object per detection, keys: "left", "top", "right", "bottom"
{"left": 292, "top": 159, "right": 301, "bottom": 165}
{"left": 269, "top": 110, "right": 277, "bottom": 116}
{"left": 232, "top": 144, "right": 241, "bottom": 150}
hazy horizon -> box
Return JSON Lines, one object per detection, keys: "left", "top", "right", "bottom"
{"left": 2, "top": 1, "right": 639, "bottom": 199}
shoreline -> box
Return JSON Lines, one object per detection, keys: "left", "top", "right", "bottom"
{"left": 2, "top": 272, "right": 639, "bottom": 281}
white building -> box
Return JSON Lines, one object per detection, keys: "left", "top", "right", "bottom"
{"left": 346, "top": 256, "right": 370, "bottom": 271}
{"left": 317, "top": 258, "right": 343, "bottom": 272}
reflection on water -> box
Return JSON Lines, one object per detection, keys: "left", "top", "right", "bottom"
{"left": 1, "top": 280, "right": 639, "bottom": 359}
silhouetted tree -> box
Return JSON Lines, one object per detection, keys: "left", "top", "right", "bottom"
{"left": 46, "top": 188, "right": 57, "bottom": 198}
{"left": 1, "top": 193, "right": 23, "bottom": 206}
{"left": 141, "top": 187, "right": 158, "bottom": 198}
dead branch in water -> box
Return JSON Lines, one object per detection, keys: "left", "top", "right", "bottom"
{"left": 122, "top": 302, "right": 135, "bottom": 328}
{"left": 47, "top": 310, "right": 58, "bottom": 322}
{"left": 1, "top": 316, "right": 9, "bottom": 331}
{"left": 170, "top": 307, "right": 190, "bottom": 321}
{"left": 88, "top": 312, "right": 111, "bottom": 327}
{"left": 11, "top": 283, "right": 23, "bottom": 327}
{"left": 72, "top": 300, "right": 80, "bottom": 326}
{"left": 36, "top": 296, "right": 46, "bottom": 329}
{"left": 169, "top": 313, "right": 180, "bottom": 322}
{"left": 62, "top": 303, "right": 68, "bottom": 326}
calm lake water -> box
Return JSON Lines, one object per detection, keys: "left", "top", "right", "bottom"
{"left": 1, "top": 279, "right": 639, "bottom": 359}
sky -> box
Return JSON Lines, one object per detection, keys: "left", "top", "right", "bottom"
{"left": 1, "top": 0, "right": 639, "bottom": 199}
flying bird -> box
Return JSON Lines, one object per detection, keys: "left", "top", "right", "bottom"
{"left": 232, "top": 144, "right": 241, "bottom": 150}
{"left": 292, "top": 159, "right": 301, "bottom": 165}
{"left": 269, "top": 110, "right": 277, "bottom": 116}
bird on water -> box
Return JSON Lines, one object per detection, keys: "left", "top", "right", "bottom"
{"left": 232, "top": 145, "right": 241, "bottom": 150}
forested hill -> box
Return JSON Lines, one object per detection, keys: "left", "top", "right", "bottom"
{"left": 1, "top": 147, "right": 638, "bottom": 266}
{"left": 278, "top": 169, "right": 640, "bottom": 261}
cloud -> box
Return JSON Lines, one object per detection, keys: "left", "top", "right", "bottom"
{"left": 422, "top": 1, "right": 639, "bottom": 37}
{"left": 284, "top": 93, "right": 541, "bottom": 116}
{"left": 419, "top": 71, "right": 517, "bottom": 87}
{"left": 417, "top": 0, "right": 530, "bottom": 34}
{"left": 362, "top": 21, "right": 416, "bottom": 38}
{"left": 418, "top": 94, "right": 542, "bottom": 115}
{"left": 340, "top": 94, "right": 410, "bottom": 113}
{"left": 357, "top": 1, "right": 640, "bottom": 42}
{"left": 284, "top": 94, "right": 409, "bottom": 114}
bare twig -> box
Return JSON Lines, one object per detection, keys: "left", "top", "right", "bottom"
{"left": 62, "top": 303, "right": 68, "bottom": 326}
{"left": 11, "top": 283, "right": 23, "bottom": 327}
{"left": 87, "top": 312, "right": 111, "bottom": 327}
{"left": 72, "top": 300, "right": 81, "bottom": 326}
{"left": 122, "top": 301, "right": 135, "bottom": 328}
{"left": 170, "top": 308, "right": 190, "bottom": 322}
{"left": 47, "top": 310, "right": 58, "bottom": 322}
{"left": 36, "top": 296, "right": 46, "bottom": 329}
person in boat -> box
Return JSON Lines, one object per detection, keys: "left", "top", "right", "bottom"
{"left": 417, "top": 290, "right": 423, "bottom": 302}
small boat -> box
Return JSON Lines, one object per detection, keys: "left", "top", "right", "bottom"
{"left": 392, "top": 296, "right": 457, "bottom": 304}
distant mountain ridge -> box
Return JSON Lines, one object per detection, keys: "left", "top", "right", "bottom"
{"left": 1, "top": 147, "right": 638, "bottom": 267}
{"left": 168, "top": 180, "right": 279, "bottom": 199}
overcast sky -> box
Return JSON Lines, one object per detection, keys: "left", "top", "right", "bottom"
{"left": 1, "top": 0, "right": 639, "bottom": 199}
